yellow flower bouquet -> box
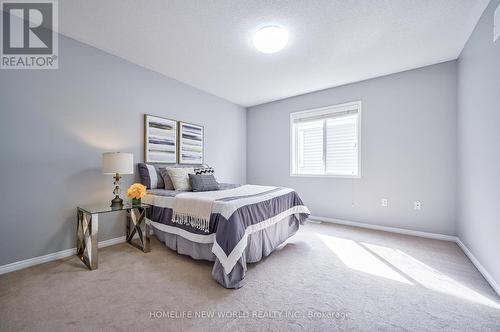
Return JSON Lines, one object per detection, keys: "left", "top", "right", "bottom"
{"left": 127, "top": 183, "right": 147, "bottom": 205}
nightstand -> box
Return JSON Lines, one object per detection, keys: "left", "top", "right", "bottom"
{"left": 76, "top": 203, "right": 151, "bottom": 270}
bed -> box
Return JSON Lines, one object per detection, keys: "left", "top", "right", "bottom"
{"left": 142, "top": 183, "right": 310, "bottom": 288}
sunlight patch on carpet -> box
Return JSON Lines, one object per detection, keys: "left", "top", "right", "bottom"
{"left": 316, "top": 234, "right": 413, "bottom": 285}
{"left": 362, "top": 242, "right": 500, "bottom": 310}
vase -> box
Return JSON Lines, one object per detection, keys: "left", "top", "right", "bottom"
{"left": 132, "top": 198, "right": 141, "bottom": 206}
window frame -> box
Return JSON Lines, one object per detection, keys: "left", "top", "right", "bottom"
{"left": 289, "top": 100, "right": 362, "bottom": 178}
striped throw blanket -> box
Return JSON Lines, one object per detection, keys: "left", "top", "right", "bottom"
{"left": 171, "top": 185, "right": 277, "bottom": 232}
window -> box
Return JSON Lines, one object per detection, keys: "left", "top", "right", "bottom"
{"left": 290, "top": 101, "right": 361, "bottom": 177}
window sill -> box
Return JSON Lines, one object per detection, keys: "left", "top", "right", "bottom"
{"left": 290, "top": 173, "right": 361, "bottom": 179}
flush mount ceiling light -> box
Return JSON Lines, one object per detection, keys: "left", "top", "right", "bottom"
{"left": 253, "top": 26, "right": 289, "bottom": 54}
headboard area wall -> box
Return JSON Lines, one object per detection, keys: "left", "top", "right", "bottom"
{"left": 0, "top": 34, "right": 247, "bottom": 266}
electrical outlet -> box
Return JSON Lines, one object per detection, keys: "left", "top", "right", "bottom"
{"left": 381, "top": 199, "right": 388, "bottom": 207}
{"left": 414, "top": 201, "right": 421, "bottom": 210}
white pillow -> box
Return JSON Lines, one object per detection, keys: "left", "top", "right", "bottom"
{"left": 167, "top": 167, "right": 195, "bottom": 191}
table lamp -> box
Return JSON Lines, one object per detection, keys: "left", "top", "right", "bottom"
{"left": 102, "top": 152, "right": 134, "bottom": 208}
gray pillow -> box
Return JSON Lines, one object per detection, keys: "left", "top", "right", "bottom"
{"left": 158, "top": 168, "right": 175, "bottom": 190}
{"left": 137, "top": 163, "right": 164, "bottom": 189}
{"left": 189, "top": 174, "right": 220, "bottom": 192}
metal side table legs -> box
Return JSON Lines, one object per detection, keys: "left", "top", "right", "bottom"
{"left": 126, "top": 207, "right": 151, "bottom": 253}
{"left": 76, "top": 204, "right": 151, "bottom": 270}
{"left": 77, "top": 209, "right": 98, "bottom": 270}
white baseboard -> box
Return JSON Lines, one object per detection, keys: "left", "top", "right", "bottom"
{"left": 98, "top": 236, "right": 126, "bottom": 248}
{"left": 456, "top": 238, "right": 500, "bottom": 296}
{"left": 310, "top": 215, "right": 499, "bottom": 297}
{"left": 0, "top": 236, "right": 126, "bottom": 275}
{"left": 309, "top": 215, "right": 457, "bottom": 241}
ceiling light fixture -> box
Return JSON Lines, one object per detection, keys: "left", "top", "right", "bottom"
{"left": 253, "top": 26, "right": 289, "bottom": 54}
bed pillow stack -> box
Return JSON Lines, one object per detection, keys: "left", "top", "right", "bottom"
{"left": 139, "top": 164, "right": 220, "bottom": 192}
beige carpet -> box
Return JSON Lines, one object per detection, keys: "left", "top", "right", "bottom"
{"left": 1, "top": 222, "right": 499, "bottom": 331}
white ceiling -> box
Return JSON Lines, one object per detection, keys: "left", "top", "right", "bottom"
{"left": 59, "top": 0, "right": 489, "bottom": 107}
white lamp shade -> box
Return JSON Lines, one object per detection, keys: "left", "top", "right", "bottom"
{"left": 102, "top": 152, "right": 134, "bottom": 174}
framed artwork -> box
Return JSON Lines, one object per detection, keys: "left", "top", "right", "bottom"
{"left": 178, "top": 121, "right": 204, "bottom": 165}
{"left": 144, "top": 114, "right": 178, "bottom": 163}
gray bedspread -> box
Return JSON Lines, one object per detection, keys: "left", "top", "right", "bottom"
{"left": 153, "top": 215, "right": 301, "bottom": 288}
{"left": 143, "top": 184, "right": 310, "bottom": 288}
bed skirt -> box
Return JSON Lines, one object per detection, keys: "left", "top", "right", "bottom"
{"left": 151, "top": 214, "right": 302, "bottom": 288}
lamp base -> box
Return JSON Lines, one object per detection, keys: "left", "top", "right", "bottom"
{"left": 110, "top": 196, "right": 123, "bottom": 209}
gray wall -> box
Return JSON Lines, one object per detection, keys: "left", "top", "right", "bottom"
{"left": 247, "top": 61, "right": 457, "bottom": 235}
{"left": 0, "top": 35, "right": 246, "bottom": 266}
{"left": 457, "top": 0, "right": 500, "bottom": 287}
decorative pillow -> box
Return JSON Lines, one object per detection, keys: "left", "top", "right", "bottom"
{"left": 158, "top": 168, "right": 175, "bottom": 190}
{"left": 138, "top": 163, "right": 165, "bottom": 189}
{"left": 167, "top": 167, "right": 195, "bottom": 191}
{"left": 194, "top": 165, "right": 214, "bottom": 175}
{"left": 189, "top": 174, "right": 220, "bottom": 192}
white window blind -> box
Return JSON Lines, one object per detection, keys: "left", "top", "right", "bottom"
{"left": 291, "top": 101, "right": 361, "bottom": 177}
{"left": 295, "top": 120, "right": 324, "bottom": 174}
